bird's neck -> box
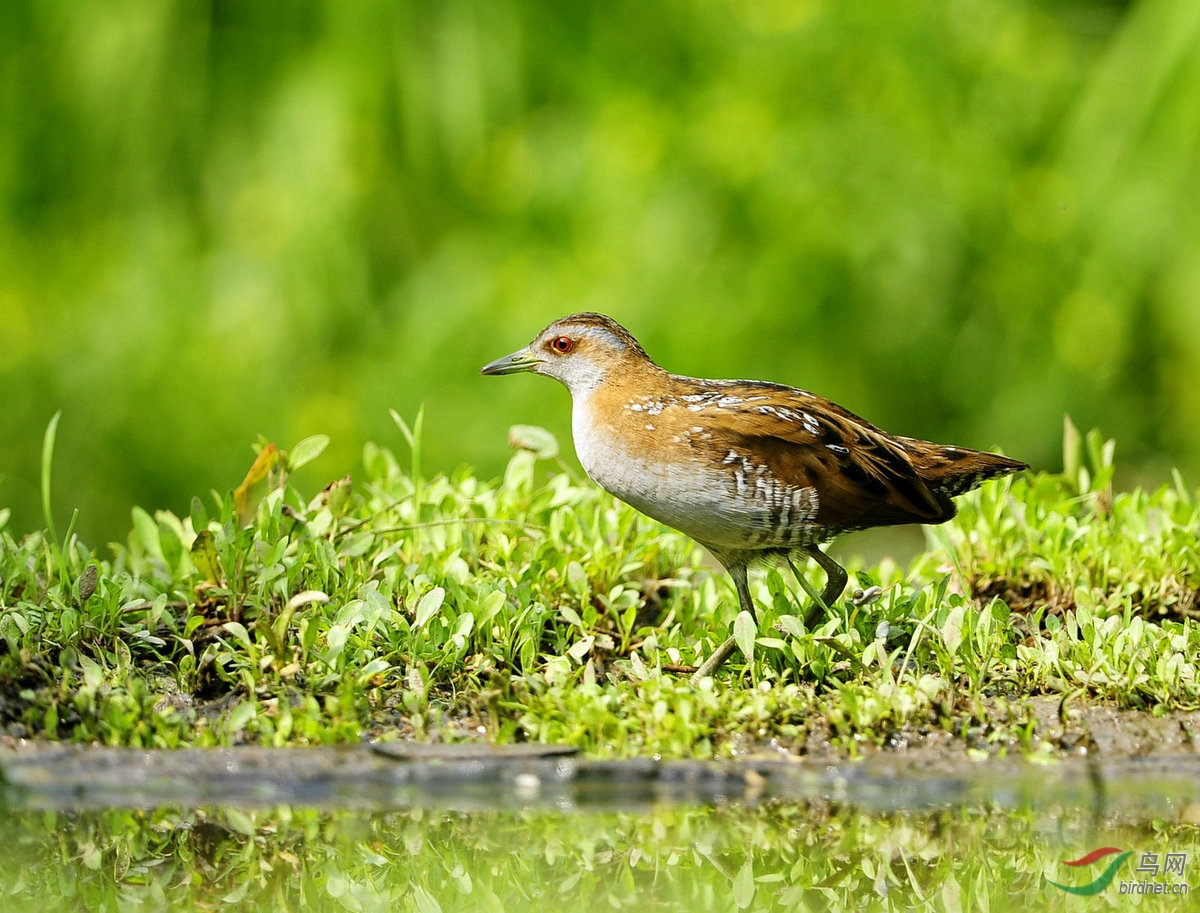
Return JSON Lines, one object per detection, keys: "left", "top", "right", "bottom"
{"left": 563, "top": 355, "right": 665, "bottom": 403}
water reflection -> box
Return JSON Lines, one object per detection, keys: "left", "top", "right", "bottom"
{"left": 1, "top": 748, "right": 1198, "bottom": 911}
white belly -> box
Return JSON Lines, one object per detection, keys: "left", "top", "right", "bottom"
{"left": 571, "top": 400, "right": 819, "bottom": 551}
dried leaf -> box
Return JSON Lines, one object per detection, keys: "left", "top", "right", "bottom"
{"left": 234, "top": 443, "right": 281, "bottom": 526}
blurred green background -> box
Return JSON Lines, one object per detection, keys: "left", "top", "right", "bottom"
{"left": 2, "top": 0, "right": 1199, "bottom": 544}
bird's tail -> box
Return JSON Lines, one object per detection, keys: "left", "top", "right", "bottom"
{"left": 905, "top": 441, "right": 1029, "bottom": 498}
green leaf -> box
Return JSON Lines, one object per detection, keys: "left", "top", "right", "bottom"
{"left": 413, "top": 885, "right": 443, "bottom": 913}
{"left": 320, "top": 474, "right": 353, "bottom": 515}
{"left": 288, "top": 434, "right": 330, "bottom": 471}
{"left": 941, "top": 604, "right": 965, "bottom": 658}
{"left": 357, "top": 658, "right": 391, "bottom": 683}
{"left": 80, "top": 843, "right": 102, "bottom": 871}
{"left": 223, "top": 808, "right": 257, "bottom": 837}
{"left": 565, "top": 561, "right": 588, "bottom": 592}
{"left": 326, "top": 623, "right": 349, "bottom": 657}
{"left": 222, "top": 880, "right": 250, "bottom": 904}
{"left": 777, "top": 615, "right": 805, "bottom": 638}
{"left": 271, "top": 590, "right": 330, "bottom": 656}
{"left": 1062, "top": 414, "right": 1081, "bottom": 484}
{"left": 221, "top": 621, "right": 253, "bottom": 651}
{"left": 559, "top": 605, "right": 585, "bottom": 631}
{"left": 508, "top": 424, "right": 559, "bottom": 460}
{"left": 732, "top": 859, "right": 755, "bottom": 909}
{"left": 157, "top": 515, "right": 183, "bottom": 574}
{"left": 40, "top": 410, "right": 62, "bottom": 550}
{"left": 227, "top": 700, "right": 257, "bottom": 733}
{"left": 451, "top": 612, "right": 475, "bottom": 649}
{"left": 43, "top": 702, "right": 58, "bottom": 735}
{"left": 131, "top": 506, "right": 160, "bottom": 559}
{"left": 189, "top": 495, "right": 209, "bottom": 531}
{"left": 190, "top": 529, "right": 222, "bottom": 584}
{"left": 391, "top": 406, "right": 424, "bottom": 487}
{"left": 415, "top": 587, "right": 446, "bottom": 628}
{"left": 568, "top": 635, "right": 594, "bottom": 661}
{"left": 733, "top": 611, "right": 757, "bottom": 663}
{"left": 78, "top": 654, "right": 104, "bottom": 690}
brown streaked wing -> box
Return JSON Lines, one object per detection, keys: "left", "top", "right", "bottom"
{"left": 700, "top": 394, "right": 956, "bottom": 531}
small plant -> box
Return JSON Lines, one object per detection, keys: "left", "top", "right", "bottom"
{"left": 0, "top": 415, "right": 1196, "bottom": 754}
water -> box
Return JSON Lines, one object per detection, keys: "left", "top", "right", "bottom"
{"left": 1, "top": 746, "right": 1197, "bottom": 912}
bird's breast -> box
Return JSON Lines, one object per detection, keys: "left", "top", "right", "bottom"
{"left": 570, "top": 397, "right": 822, "bottom": 552}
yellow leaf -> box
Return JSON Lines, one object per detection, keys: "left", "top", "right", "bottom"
{"left": 234, "top": 443, "right": 281, "bottom": 525}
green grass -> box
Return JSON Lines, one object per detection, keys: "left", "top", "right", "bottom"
{"left": 0, "top": 415, "right": 1197, "bottom": 753}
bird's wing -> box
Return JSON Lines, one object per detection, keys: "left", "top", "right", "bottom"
{"left": 694, "top": 386, "right": 954, "bottom": 529}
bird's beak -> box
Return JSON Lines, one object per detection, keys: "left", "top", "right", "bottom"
{"left": 480, "top": 346, "right": 541, "bottom": 376}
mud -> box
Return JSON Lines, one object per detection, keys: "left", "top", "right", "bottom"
{"left": 3, "top": 734, "right": 1200, "bottom": 824}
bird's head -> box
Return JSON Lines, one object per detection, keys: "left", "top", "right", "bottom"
{"left": 480, "top": 312, "right": 654, "bottom": 397}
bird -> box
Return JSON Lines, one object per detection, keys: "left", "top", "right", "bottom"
{"left": 481, "top": 312, "right": 1028, "bottom": 679}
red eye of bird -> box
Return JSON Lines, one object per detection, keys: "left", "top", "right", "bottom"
{"left": 550, "top": 336, "right": 574, "bottom": 354}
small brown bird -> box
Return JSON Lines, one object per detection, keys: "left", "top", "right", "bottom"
{"left": 482, "top": 313, "right": 1027, "bottom": 678}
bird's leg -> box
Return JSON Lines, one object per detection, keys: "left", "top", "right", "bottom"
{"left": 789, "top": 545, "right": 848, "bottom": 628}
{"left": 690, "top": 561, "right": 753, "bottom": 683}
{"left": 805, "top": 544, "right": 848, "bottom": 607}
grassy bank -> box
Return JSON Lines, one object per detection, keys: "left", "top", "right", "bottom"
{"left": 0, "top": 416, "right": 1196, "bottom": 755}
